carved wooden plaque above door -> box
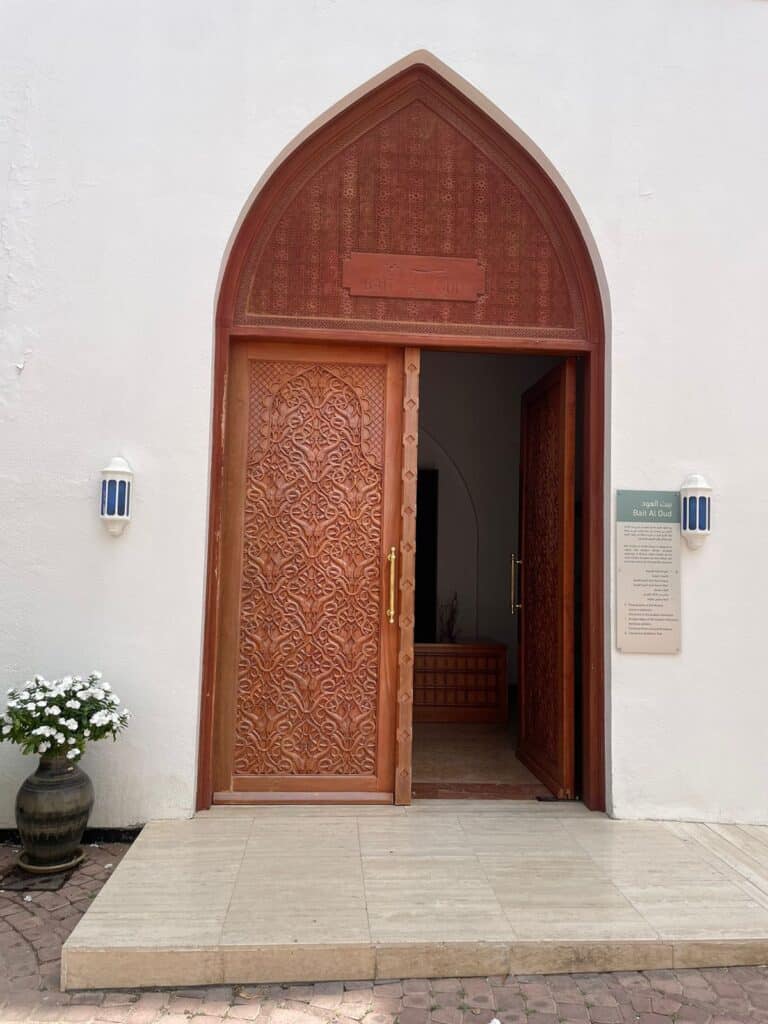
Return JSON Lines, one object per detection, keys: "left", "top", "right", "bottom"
{"left": 517, "top": 359, "right": 576, "bottom": 799}
{"left": 212, "top": 342, "right": 403, "bottom": 801}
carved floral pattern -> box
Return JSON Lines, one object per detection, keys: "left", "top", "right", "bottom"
{"left": 234, "top": 360, "right": 385, "bottom": 777}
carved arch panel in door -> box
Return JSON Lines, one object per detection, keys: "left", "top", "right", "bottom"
{"left": 199, "top": 58, "right": 606, "bottom": 810}
{"left": 218, "top": 65, "right": 601, "bottom": 343}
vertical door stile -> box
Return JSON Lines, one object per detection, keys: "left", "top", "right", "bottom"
{"left": 394, "top": 348, "right": 421, "bottom": 805}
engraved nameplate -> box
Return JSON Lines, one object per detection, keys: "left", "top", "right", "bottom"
{"left": 342, "top": 252, "right": 485, "bottom": 302}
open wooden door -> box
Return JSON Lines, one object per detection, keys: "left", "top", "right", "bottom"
{"left": 211, "top": 341, "right": 403, "bottom": 802}
{"left": 517, "top": 359, "right": 576, "bottom": 798}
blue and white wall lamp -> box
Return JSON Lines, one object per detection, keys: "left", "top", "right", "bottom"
{"left": 100, "top": 457, "right": 133, "bottom": 536}
{"left": 680, "top": 473, "right": 712, "bottom": 549}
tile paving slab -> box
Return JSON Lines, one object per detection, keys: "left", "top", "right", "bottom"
{"left": 2, "top": 842, "right": 768, "bottom": 1024}
{"left": 58, "top": 803, "right": 768, "bottom": 990}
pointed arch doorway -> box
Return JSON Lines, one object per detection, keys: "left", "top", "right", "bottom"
{"left": 197, "top": 58, "right": 606, "bottom": 811}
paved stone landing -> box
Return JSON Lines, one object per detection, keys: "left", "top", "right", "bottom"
{"left": 62, "top": 802, "right": 768, "bottom": 990}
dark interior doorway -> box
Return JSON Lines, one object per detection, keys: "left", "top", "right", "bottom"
{"left": 410, "top": 349, "right": 582, "bottom": 800}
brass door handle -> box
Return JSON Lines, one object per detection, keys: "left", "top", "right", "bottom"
{"left": 510, "top": 554, "right": 523, "bottom": 615}
{"left": 386, "top": 546, "right": 397, "bottom": 624}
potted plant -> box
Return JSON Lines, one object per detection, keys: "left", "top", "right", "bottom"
{"left": 0, "top": 672, "right": 130, "bottom": 874}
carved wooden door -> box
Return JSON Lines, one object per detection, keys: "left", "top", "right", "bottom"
{"left": 212, "top": 342, "right": 403, "bottom": 801}
{"left": 517, "top": 359, "right": 576, "bottom": 798}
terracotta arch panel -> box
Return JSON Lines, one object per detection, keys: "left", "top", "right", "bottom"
{"left": 222, "top": 67, "right": 590, "bottom": 340}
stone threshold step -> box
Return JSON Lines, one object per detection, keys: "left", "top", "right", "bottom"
{"left": 61, "top": 938, "right": 768, "bottom": 991}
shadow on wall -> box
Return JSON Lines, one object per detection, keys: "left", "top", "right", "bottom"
{"left": 418, "top": 427, "right": 480, "bottom": 639}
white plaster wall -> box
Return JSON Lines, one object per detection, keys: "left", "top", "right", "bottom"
{"left": 1, "top": 0, "right": 767, "bottom": 824}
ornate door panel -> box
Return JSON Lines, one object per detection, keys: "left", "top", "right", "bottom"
{"left": 517, "top": 360, "right": 576, "bottom": 798}
{"left": 213, "top": 342, "right": 403, "bottom": 800}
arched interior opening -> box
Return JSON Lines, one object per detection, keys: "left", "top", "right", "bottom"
{"left": 198, "top": 58, "right": 606, "bottom": 810}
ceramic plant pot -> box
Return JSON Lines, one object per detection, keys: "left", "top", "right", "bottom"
{"left": 15, "top": 756, "right": 94, "bottom": 872}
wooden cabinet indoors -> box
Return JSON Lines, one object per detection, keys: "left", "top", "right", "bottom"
{"left": 413, "top": 643, "right": 508, "bottom": 724}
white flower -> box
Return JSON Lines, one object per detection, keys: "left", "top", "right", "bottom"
{"left": 38, "top": 742, "right": 50, "bottom": 753}
{"left": 66, "top": 749, "right": 79, "bottom": 760}
{"left": 65, "top": 719, "right": 78, "bottom": 730}
{"left": 49, "top": 706, "right": 61, "bottom": 716}
{"left": 56, "top": 733, "right": 66, "bottom": 744}
{"left": 25, "top": 703, "right": 35, "bottom": 711}
{"left": 84, "top": 729, "right": 91, "bottom": 738}
{"left": 91, "top": 671, "right": 102, "bottom": 680}
{"left": 90, "top": 688, "right": 105, "bottom": 701}
{"left": 65, "top": 700, "right": 81, "bottom": 710}
{"left": 102, "top": 682, "right": 111, "bottom": 692}
{"left": 62, "top": 676, "right": 72, "bottom": 685}
{"left": 67, "top": 737, "right": 76, "bottom": 745}
{"left": 36, "top": 700, "right": 46, "bottom": 707}
{"left": 2, "top": 725, "right": 11, "bottom": 735}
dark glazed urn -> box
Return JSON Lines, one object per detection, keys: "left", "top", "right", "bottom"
{"left": 15, "top": 757, "right": 94, "bottom": 868}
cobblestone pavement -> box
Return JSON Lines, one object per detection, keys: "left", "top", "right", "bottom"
{"left": 0, "top": 841, "right": 767, "bottom": 1022}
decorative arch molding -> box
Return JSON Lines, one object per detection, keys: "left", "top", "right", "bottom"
{"left": 200, "top": 54, "right": 606, "bottom": 812}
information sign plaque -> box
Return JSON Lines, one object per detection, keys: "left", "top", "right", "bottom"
{"left": 616, "top": 490, "right": 681, "bottom": 654}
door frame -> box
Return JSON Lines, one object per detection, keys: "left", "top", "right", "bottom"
{"left": 196, "top": 325, "right": 605, "bottom": 811}
{"left": 196, "top": 60, "right": 607, "bottom": 812}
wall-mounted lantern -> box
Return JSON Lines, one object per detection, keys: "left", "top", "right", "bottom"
{"left": 100, "top": 457, "right": 133, "bottom": 536}
{"left": 680, "top": 473, "right": 712, "bottom": 549}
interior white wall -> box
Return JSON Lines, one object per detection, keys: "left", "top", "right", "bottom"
{"left": 2, "top": 0, "right": 767, "bottom": 824}
{"left": 417, "top": 352, "right": 557, "bottom": 687}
